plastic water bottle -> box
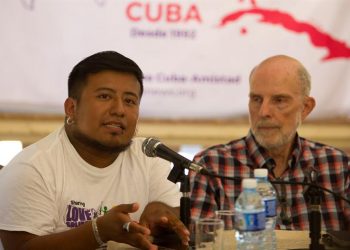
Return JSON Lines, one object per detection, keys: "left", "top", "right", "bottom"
{"left": 235, "top": 178, "right": 266, "bottom": 250}
{"left": 254, "top": 168, "right": 277, "bottom": 250}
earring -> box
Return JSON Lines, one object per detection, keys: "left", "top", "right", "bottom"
{"left": 66, "top": 116, "right": 74, "bottom": 125}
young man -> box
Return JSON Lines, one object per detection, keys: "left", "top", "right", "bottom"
{"left": 190, "top": 55, "right": 350, "bottom": 230}
{"left": 0, "top": 51, "right": 189, "bottom": 250}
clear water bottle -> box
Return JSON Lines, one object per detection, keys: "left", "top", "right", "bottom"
{"left": 235, "top": 178, "right": 266, "bottom": 250}
{"left": 254, "top": 168, "right": 277, "bottom": 250}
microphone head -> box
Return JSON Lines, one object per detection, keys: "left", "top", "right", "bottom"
{"left": 142, "top": 137, "right": 160, "bottom": 157}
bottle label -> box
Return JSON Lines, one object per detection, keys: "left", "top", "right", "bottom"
{"left": 235, "top": 210, "right": 266, "bottom": 231}
{"left": 264, "top": 198, "right": 277, "bottom": 217}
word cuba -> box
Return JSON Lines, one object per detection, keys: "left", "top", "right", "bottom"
{"left": 126, "top": 2, "right": 202, "bottom": 23}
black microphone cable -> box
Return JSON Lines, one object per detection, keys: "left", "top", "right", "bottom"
{"left": 198, "top": 170, "right": 350, "bottom": 205}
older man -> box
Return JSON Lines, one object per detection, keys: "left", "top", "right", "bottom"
{"left": 190, "top": 55, "right": 350, "bottom": 230}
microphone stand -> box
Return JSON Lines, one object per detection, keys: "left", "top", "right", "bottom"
{"left": 167, "top": 163, "right": 191, "bottom": 228}
{"left": 303, "top": 172, "right": 325, "bottom": 250}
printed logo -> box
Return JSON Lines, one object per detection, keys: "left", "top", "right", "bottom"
{"left": 17, "top": 0, "right": 350, "bottom": 61}
{"left": 126, "top": 2, "right": 202, "bottom": 23}
{"left": 65, "top": 200, "right": 109, "bottom": 228}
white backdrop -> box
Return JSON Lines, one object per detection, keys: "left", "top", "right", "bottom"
{"left": 1, "top": 0, "right": 350, "bottom": 119}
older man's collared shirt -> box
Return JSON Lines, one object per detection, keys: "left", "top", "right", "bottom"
{"left": 190, "top": 131, "right": 350, "bottom": 230}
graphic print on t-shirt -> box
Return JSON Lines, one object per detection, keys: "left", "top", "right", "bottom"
{"left": 65, "top": 200, "right": 100, "bottom": 228}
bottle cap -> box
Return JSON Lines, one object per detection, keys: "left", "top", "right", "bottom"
{"left": 242, "top": 178, "right": 257, "bottom": 189}
{"left": 254, "top": 168, "right": 268, "bottom": 178}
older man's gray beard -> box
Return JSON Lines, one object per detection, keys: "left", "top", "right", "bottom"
{"left": 253, "top": 130, "right": 293, "bottom": 150}
{"left": 72, "top": 129, "right": 132, "bottom": 154}
{"left": 250, "top": 116, "right": 302, "bottom": 150}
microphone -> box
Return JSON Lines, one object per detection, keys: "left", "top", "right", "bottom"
{"left": 142, "top": 137, "right": 210, "bottom": 175}
{"left": 142, "top": 137, "right": 198, "bottom": 230}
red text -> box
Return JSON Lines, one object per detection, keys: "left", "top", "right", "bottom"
{"left": 126, "top": 2, "right": 202, "bottom": 23}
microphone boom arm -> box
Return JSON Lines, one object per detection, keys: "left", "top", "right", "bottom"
{"left": 201, "top": 171, "right": 350, "bottom": 205}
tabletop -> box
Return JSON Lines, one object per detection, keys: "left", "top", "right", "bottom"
{"left": 107, "top": 230, "right": 345, "bottom": 250}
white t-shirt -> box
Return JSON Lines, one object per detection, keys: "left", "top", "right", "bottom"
{"left": 0, "top": 126, "right": 181, "bottom": 237}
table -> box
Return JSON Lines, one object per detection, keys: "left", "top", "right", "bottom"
{"left": 276, "top": 230, "right": 309, "bottom": 249}
{"left": 107, "top": 230, "right": 333, "bottom": 249}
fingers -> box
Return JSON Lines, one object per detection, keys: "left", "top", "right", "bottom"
{"left": 95, "top": 202, "right": 158, "bottom": 250}
{"left": 161, "top": 216, "right": 190, "bottom": 245}
{"left": 112, "top": 202, "right": 152, "bottom": 234}
{"left": 122, "top": 221, "right": 156, "bottom": 250}
{"left": 113, "top": 202, "right": 140, "bottom": 214}
{"left": 105, "top": 203, "right": 190, "bottom": 247}
{"left": 139, "top": 203, "right": 190, "bottom": 246}
{"left": 127, "top": 233, "right": 158, "bottom": 250}
{"left": 124, "top": 221, "right": 151, "bottom": 235}
{"left": 143, "top": 214, "right": 190, "bottom": 245}
{"left": 98, "top": 203, "right": 148, "bottom": 243}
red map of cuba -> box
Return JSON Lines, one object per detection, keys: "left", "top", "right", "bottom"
{"left": 219, "top": 7, "right": 350, "bottom": 61}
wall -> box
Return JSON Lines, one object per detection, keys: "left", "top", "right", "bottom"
{"left": 0, "top": 114, "right": 349, "bottom": 154}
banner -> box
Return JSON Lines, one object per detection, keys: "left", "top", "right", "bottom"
{"left": 1, "top": 0, "right": 349, "bottom": 119}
